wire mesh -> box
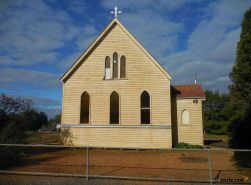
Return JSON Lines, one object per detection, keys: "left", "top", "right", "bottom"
{"left": 89, "top": 148, "right": 209, "bottom": 181}
{"left": 210, "top": 150, "right": 251, "bottom": 184}
{"left": 0, "top": 145, "right": 87, "bottom": 175}
{"left": 0, "top": 144, "right": 251, "bottom": 184}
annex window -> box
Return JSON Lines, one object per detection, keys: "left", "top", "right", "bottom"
{"left": 105, "top": 56, "right": 111, "bottom": 79}
{"left": 181, "top": 110, "right": 190, "bottom": 125}
{"left": 120, "top": 55, "right": 126, "bottom": 78}
{"left": 141, "top": 91, "right": 150, "bottom": 124}
{"left": 80, "top": 92, "right": 90, "bottom": 124}
{"left": 110, "top": 91, "right": 119, "bottom": 124}
{"left": 113, "top": 52, "right": 118, "bottom": 79}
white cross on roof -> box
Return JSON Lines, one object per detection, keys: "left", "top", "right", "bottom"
{"left": 110, "top": 7, "right": 122, "bottom": 18}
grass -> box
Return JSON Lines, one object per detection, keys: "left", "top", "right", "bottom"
{"left": 174, "top": 142, "right": 203, "bottom": 149}
{"left": 22, "top": 131, "right": 61, "bottom": 145}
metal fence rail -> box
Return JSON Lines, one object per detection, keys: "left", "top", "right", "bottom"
{"left": 0, "top": 144, "right": 251, "bottom": 184}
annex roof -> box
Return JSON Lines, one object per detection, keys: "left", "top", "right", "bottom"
{"left": 171, "top": 84, "right": 206, "bottom": 99}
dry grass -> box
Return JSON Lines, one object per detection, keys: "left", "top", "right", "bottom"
{"left": 7, "top": 148, "right": 251, "bottom": 182}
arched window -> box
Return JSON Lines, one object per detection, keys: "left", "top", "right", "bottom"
{"left": 113, "top": 52, "right": 118, "bottom": 79}
{"left": 182, "top": 110, "right": 190, "bottom": 125}
{"left": 141, "top": 91, "right": 150, "bottom": 124}
{"left": 105, "top": 56, "right": 111, "bottom": 79}
{"left": 80, "top": 92, "right": 90, "bottom": 123}
{"left": 110, "top": 91, "right": 119, "bottom": 124}
{"left": 120, "top": 55, "right": 126, "bottom": 78}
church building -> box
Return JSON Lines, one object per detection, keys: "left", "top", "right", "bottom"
{"left": 60, "top": 12, "right": 205, "bottom": 149}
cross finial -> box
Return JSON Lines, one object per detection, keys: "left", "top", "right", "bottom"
{"left": 194, "top": 73, "right": 198, "bottom": 84}
{"left": 110, "top": 7, "right": 122, "bottom": 18}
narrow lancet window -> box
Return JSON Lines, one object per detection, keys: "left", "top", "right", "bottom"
{"left": 80, "top": 92, "right": 90, "bottom": 123}
{"left": 110, "top": 91, "right": 119, "bottom": 124}
{"left": 120, "top": 55, "right": 126, "bottom": 78}
{"left": 105, "top": 56, "right": 111, "bottom": 79}
{"left": 113, "top": 52, "right": 118, "bottom": 79}
{"left": 141, "top": 91, "right": 150, "bottom": 124}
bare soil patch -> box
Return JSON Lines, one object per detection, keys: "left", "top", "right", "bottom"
{"left": 6, "top": 148, "right": 251, "bottom": 182}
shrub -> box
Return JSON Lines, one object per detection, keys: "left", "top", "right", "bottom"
{"left": 204, "top": 120, "right": 230, "bottom": 135}
{"left": 174, "top": 142, "right": 203, "bottom": 149}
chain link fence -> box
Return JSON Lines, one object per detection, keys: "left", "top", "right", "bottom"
{"left": 0, "top": 144, "right": 250, "bottom": 184}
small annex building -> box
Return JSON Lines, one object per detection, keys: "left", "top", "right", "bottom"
{"left": 60, "top": 17, "right": 205, "bottom": 149}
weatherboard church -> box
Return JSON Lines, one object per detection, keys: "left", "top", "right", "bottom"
{"left": 60, "top": 8, "right": 205, "bottom": 149}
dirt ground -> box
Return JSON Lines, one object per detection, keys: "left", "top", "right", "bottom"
{"left": 0, "top": 174, "right": 211, "bottom": 185}
{"left": 3, "top": 148, "right": 250, "bottom": 183}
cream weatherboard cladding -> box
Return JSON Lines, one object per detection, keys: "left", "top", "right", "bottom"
{"left": 61, "top": 18, "right": 204, "bottom": 149}
{"left": 171, "top": 98, "right": 204, "bottom": 146}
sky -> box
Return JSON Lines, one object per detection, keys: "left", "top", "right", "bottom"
{"left": 0, "top": 0, "right": 251, "bottom": 118}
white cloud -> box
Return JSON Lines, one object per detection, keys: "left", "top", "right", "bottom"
{"left": 165, "top": 0, "right": 251, "bottom": 92}
{"left": 57, "top": 25, "right": 99, "bottom": 72}
{"left": 102, "top": 0, "right": 200, "bottom": 11}
{"left": 0, "top": 0, "right": 84, "bottom": 66}
{"left": 118, "top": 9, "right": 183, "bottom": 62}
{"left": 26, "top": 96, "right": 61, "bottom": 107}
{"left": 1, "top": 0, "right": 251, "bottom": 95}
{"left": 0, "top": 68, "right": 60, "bottom": 90}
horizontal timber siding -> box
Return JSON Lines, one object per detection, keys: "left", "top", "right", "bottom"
{"left": 171, "top": 98, "right": 204, "bottom": 146}
{"left": 68, "top": 127, "right": 172, "bottom": 149}
{"left": 61, "top": 22, "right": 173, "bottom": 148}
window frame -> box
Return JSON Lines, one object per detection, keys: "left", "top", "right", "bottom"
{"left": 104, "top": 56, "right": 111, "bottom": 80}
{"left": 120, "top": 55, "right": 126, "bottom": 78}
{"left": 112, "top": 52, "right": 119, "bottom": 79}
{"left": 181, "top": 109, "right": 190, "bottom": 125}
{"left": 110, "top": 91, "right": 120, "bottom": 124}
{"left": 140, "top": 90, "right": 151, "bottom": 124}
{"left": 80, "top": 91, "right": 90, "bottom": 124}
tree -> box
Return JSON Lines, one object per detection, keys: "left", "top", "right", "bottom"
{"left": 48, "top": 114, "right": 61, "bottom": 131}
{"left": 230, "top": 8, "right": 251, "bottom": 110}
{"left": 21, "top": 110, "right": 48, "bottom": 131}
{"left": 49, "top": 114, "right": 61, "bottom": 124}
{"left": 0, "top": 94, "right": 48, "bottom": 141}
{"left": 203, "top": 90, "right": 230, "bottom": 121}
{"left": 229, "top": 8, "right": 251, "bottom": 149}
{"left": 0, "top": 94, "right": 32, "bottom": 115}
{"left": 0, "top": 94, "right": 32, "bottom": 143}
{"left": 203, "top": 90, "right": 233, "bottom": 135}
{"left": 0, "top": 94, "right": 49, "bottom": 168}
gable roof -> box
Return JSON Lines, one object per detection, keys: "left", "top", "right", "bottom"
{"left": 60, "top": 18, "right": 172, "bottom": 82}
{"left": 171, "top": 84, "right": 206, "bottom": 99}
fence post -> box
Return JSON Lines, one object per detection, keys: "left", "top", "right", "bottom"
{"left": 207, "top": 149, "right": 213, "bottom": 185}
{"left": 86, "top": 146, "right": 89, "bottom": 180}
{"left": 42, "top": 135, "right": 45, "bottom": 144}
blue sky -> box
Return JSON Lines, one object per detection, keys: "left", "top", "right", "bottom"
{"left": 0, "top": 0, "right": 251, "bottom": 118}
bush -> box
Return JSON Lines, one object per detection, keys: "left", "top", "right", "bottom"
{"left": 229, "top": 108, "right": 251, "bottom": 149}
{"left": 21, "top": 110, "right": 48, "bottom": 131}
{"left": 233, "top": 151, "right": 251, "bottom": 168}
{"left": 174, "top": 142, "right": 203, "bottom": 149}
{"left": 204, "top": 120, "right": 230, "bottom": 135}
{"left": 0, "top": 147, "right": 21, "bottom": 169}
{"left": 0, "top": 94, "right": 47, "bottom": 169}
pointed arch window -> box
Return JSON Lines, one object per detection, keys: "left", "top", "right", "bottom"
{"left": 113, "top": 52, "right": 118, "bottom": 79}
{"left": 120, "top": 55, "right": 126, "bottom": 78}
{"left": 80, "top": 92, "right": 90, "bottom": 124}
{"left": 105, "top": 56, "right": 111, "bottom": 79}
{"left": 110, "top": 91, "right": 119, "bottom": 124}
{"left": 141, "top": 91, "right": 150, "bottom": 124}
{"left": 182, "top": 110, "right": 190, "bottom": 125}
